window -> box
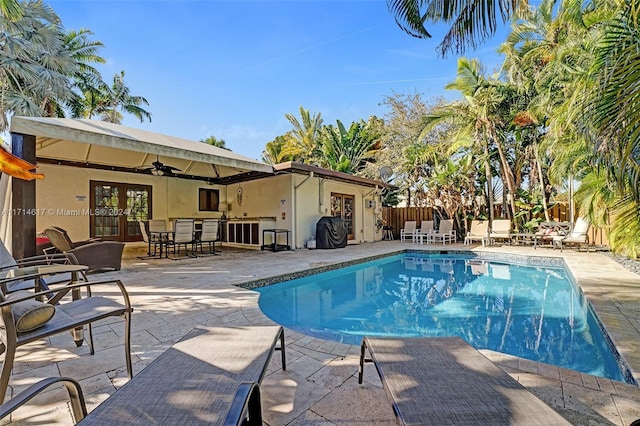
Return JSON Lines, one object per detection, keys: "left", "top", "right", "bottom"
{"left": 199, "top": 188, "right": 220, "bottom": 211}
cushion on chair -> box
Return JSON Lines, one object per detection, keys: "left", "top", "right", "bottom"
{"left": 6, "top": 291, "right": 55, "bottom": 333}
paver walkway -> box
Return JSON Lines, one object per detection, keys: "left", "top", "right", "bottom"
{"left": 2, "top": 241, "right": 640, "bottom": 425}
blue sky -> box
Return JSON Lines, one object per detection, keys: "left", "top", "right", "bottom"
{"left": 48, "top": 0, "right": 508, "bottom": 160}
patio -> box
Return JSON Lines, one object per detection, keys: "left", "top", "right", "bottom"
{"left": 3, "top": 241, "right": 640, "bottom": 425}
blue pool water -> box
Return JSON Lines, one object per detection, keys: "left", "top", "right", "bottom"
{"left": 257, "top": 253, "right": 630, "bottom": 382}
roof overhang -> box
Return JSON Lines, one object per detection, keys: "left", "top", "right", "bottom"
{"left": 10, "top": 117, "right": 274, "bottom": 183}
{"left": 273, "top": 161, "right": 393, "bottom": 189}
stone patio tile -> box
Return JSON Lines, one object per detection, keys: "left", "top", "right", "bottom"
{"left": 563, "top": 381, "right": 621, "bottom": 423}
{"left": 8, "top": 363, "right": 61, "bottom": 396}
{"left": 582, "top": 372, "right": 602, "bottom": 390}
{"left": 613, "top": 394, "right": 640, "bottom": 425}
{"left": 559, "top": 367, "right": 584, "bottom": 386}
{"left": 287, "top": 410, "right": 336, "bottom": 425}
{"left": 307, "top": 356, "right": 359, "bottom": 389}
{"left": 261, "top": 370, "right": 333, "bottom": 425}
{"left": 306, "top": 376, "right": 397, "bottom": 425}
{"left": 57, "top": 345, "right": 130, "bottom": 380}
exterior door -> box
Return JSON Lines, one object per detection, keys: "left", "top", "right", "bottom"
{"left": 90, "top": 181, "right": 152, "bottom": 241}
{"left": 330, "top": 193, "right": 354, "bottom": 240}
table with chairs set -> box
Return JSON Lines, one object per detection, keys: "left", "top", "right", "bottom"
{"left": 138, "top": 218, "right": 222, "bottom": 259}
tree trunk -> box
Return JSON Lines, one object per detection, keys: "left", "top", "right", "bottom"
{"left": 490, "top": 127, "right": 517, "bottom": 220}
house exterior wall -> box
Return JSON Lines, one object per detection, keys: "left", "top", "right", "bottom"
{"left": 34, "top": 164, "right": 382, "bottom": 248}
{"left": 35, "top": 164, "right": 226, "bottom": 240}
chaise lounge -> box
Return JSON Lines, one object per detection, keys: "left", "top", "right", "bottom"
{"left": 358, "top": 336, "right": 570, "bottom": 425}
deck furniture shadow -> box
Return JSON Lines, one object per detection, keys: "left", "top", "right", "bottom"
{"left": 78, "top": 325, "right": 286, "bottom": 425}
{"left": 0, "top": 279, "right": 133, "bottom": 404}
{"left": 358, "top": 336, "right": 570, "bottom": 425}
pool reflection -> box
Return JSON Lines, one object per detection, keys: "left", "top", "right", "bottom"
{"left": 257, "top": 255, "right": 627, "bottom": 382}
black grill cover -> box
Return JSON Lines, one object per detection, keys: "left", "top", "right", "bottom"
{"left": 316, "top": 217, "right": 347, "bottom": 249}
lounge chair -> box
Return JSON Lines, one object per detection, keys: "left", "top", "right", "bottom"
{"left": 429, "top": 219, "right": 455, "bottom": 245}
{"left": 488, "top": 219, "right": 511, "bottom": 245}
{"left": 554, "top": 217, "right": 590, "bottom": 251}
{"left": 0, "top": 279, "right": 133, "bottom": 403}
{"left": 414, "top": 220, "right": 433, "bottom": 245}
{"left": 78, "top": 326, "right": 285, "bottom": 425}
{"left": 464, "top": 220, "right": 488, "bottom": 246}
{"left": 43, "top": 227, "right": 125, "bottom": 272}
{"left": 400, "top": 221, "right": 417, "bottom": 242}
{"left": 358, "top": 336, "right": 570, "bottom": 425}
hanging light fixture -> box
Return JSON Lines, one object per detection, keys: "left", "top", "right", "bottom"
{"left": 150, "top": 168, "right": 164, "bottom": 176}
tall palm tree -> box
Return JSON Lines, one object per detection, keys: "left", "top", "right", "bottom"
{"left": 100, "top": 71, "right": 151, "bottom": 124}
{"left": 279, "top": 106, "right": 324, "bottom": 164}
{"left": 387, "top": 0, "right": 528, "bottom": 55}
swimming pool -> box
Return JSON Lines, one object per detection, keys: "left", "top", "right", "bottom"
{"left": 256, "top": 252, "right": 631, "bottom": 383}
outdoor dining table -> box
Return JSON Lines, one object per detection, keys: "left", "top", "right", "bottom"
{"left": 148, "top": 230, "right": 173, "bottom": 258}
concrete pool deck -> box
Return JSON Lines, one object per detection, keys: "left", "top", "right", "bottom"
{"left": 2, "top": 241, "right": 640, "bottom": 425}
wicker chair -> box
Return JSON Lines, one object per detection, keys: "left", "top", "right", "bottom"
{"left": 43, "top": 228, "right": 124, "bottom": 272}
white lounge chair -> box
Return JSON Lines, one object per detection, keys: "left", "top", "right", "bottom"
{"left": 429, "top": 219, "right": 455, "bottom": 245}
{"left": 400, "top": 221, "right": 417, "bottom": 242}
{"left": 414, "top": 220, "right": 434, "bottom": 245}
{"left": 554, "top": 217, "right": 590, "bottom": 251}
{"left": 464, "top": 220, "right": 489, "bottom": 246}
{"left": 488, "top": 219, "right": 511, "bottom": 246}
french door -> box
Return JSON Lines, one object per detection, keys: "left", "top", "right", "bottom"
{"left": 330, "top": 193, "right": 354, "bottom": 240}
{"left": 90, "top": 181, "right": 152, "bottom": 241}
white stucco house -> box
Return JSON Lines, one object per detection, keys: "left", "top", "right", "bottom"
{"left": 6, "top": 117, "right": 388, "bottom": 258}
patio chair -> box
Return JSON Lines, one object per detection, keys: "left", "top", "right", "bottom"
{"left": 0, "top": 238, "right": 83, "bottom": 294}
{"left": 399, "top": 221, "right": 417, "bottom": 242}
{"left": 0, "top": 377, "right": 87, "bottom": 424}
{"left": 429, "top": 219, "right": 455, "bottom": 245}
{"left": 414, "top": 220, "right": 433, "bottom": 245}
{"left": 0, "top": 279, "right": 133, "bottom": 404}
{"left": 464, "top": 220, "right": 489, "bottom": 246}
{"left": 138, "top": 220, "right": 163, "bottom": 259}
{"left": 358, "top": 336, "right": 570, "bottom": 425}
{"left": 554, "top": 217, "right": 590, "bottom": 251}
{"left": 43, "top": 227, "right": 125, "bottom": 272}
{"left": 195, "top": 219, "right": 220, "bottom": 255}
{"left": 488, "top": 219, "right": 511, "bottom": 245}
{"left": 167, "top": 218, "right": 196, "bottom": 258}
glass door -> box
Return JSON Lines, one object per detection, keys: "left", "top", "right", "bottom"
{"left": 90, "top": 181, "right": 152, "bottom": 241}
{"left": 330, "top": 193, "right": 355, "bottom": 240}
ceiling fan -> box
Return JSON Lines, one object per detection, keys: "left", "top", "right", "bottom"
{"left": 144, "top": 155, "right": 181, "bottom": 176}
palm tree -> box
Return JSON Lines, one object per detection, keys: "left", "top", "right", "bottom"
{"left": 0, "top": 1, "right": 76, "bottom": 130}
{"left": 0, "top": 0, "right": 21, "bottom": 20}
{"left": 201, "top": 135, "right": 230, "bottom": 150}
{"left": 100, "top": 71, "right": 151, "bottom": 124}
{"left": 279, "top": 106, "right": 324, "bottom": 164}
{"left": 387, "top": 0, "right": 528, "bottom": 55}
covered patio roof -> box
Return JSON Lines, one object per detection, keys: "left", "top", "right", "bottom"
{"left": 10, "top": 117, "right": 274, "bottom": 184}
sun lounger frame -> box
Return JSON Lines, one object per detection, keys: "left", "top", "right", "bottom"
{"left": 358, "top": 336, "right": 570, "bottom": 425}
{"left": 79, "top": 325, "right": 285, "bottom": 425}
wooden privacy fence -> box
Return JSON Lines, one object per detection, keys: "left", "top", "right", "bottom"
{"left": 382, "top": 205, "right": 609, "bottom": 246}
